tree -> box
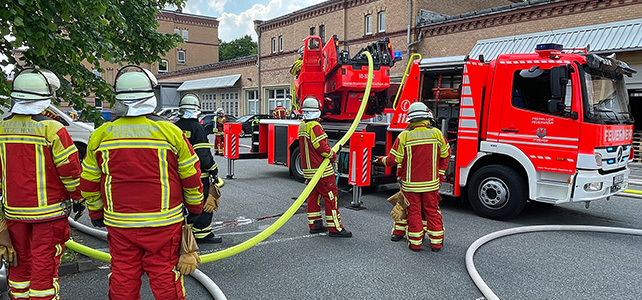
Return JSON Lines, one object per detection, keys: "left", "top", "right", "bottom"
{"left": 0, "top": 0, "right": 186, "bottom": 123}
{"left": 219, "top": 35, "right": 257, "bottom": 62}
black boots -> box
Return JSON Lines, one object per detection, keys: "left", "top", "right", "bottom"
{"left": 309, "top": 220, "right": 328, "bottom": 234}
{"left": 390, "top": 234, "right": 403, "bottom": 242}
{"left": 328, "top": 228, "right": 352, "bottom": 238}
{"left": 196, "top": 232, "right": 223, "bottom": 244}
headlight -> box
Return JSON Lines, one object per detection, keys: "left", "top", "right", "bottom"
{"left": 584, "top": 182, "right": 603, "bottom": 192}
{"left": 595, "top": 153, "right": 602, "bottom": 167}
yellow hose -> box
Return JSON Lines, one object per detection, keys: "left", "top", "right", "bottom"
{"left": 623, "top": 189, "right": 642, "bottom": 195}
{"left": 392, "top": 53, "right": 422, "bottom": 110}
{"left": 65, "top": 51, "right": 376, "bottom": 264}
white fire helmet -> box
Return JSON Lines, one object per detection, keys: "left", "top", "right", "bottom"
{"left": 301, "top": 96, "right": 321, "bottom": 120}
{"left": 113, "top": 65, "right": 158, "bottom": 116}
{"left": 178, "top": 94, "right": 201, "bottom": 119}
{"left": 10, "top": 68, "right": 60, "bottom": 114}
{"left": 407, "top": 102, "right": 434, "bottom": 123}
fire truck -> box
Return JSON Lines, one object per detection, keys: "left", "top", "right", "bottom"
{"left": 241, "top": 36, "right": 636, "bottom": 220}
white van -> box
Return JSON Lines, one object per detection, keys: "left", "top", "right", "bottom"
{"left": 0, "top": 105, "right": 94, "bottom": 159}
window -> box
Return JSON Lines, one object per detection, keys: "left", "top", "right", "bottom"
{"left": 247, "top": 90, "right": 259, "bottom": 114}
{"left": 92, "top": 69, "right": 102, "bottom": 78}
{"left": 182, "top": 29, "right": 189, "bottom": 41}
{"left": 319, "top": 25, "right": 325, "bottom": 44}
{"left": 511, "top": 68, "right": 571, "bottom": 116}
{"left": 267, "top": 87, "right": 291, "bottom": 112}
{"left": 377, "top": 11, "right": 385, "bottom": 33}
{"left": 94, "top": 98, "right": 103, "bottom": 110}
{"left": 202, "top": 93, "right": 216, "bottom": 112}
{"left": 174, "top": 28, "right": 180, "bottom": 35}
{"left": 310, "top": 27, "right": 315, "bottom": 36}
{"left": 278, "top": 35, "right": 283, "bottom": 52}
{"left": 364, "top": 14, "right": 372, "bottom": 35}
{"left": 220, "top": 91, "right": 239, "bottom": 117}
{"left": 158, "top": 60, "right": 168, "bottom": 73}
{"left": 177, "top": 50, "right": 186, "bottom": 64}
{"left": 271, "top": 37, "right": 276, "bottom": 54}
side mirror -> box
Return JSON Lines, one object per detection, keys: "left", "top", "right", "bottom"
{"left": 550, "top": 65, "right": 569, "bottom": 99}
{"left": 547, "top": 99, "right": 565, "bottom": 114}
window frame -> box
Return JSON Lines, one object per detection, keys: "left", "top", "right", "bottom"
{"left": 177, "top": 50, "right": 186, "bottom": 65}
{"left": 271, "top": 37, "right": 276, "bottom": 54}
{"left": 377, "top": 11, "right": 385, "bottom": 33}
{"left": 182, "top": 29, "right": 189, "bottom": 41}
{"left": 278, "top": 35, "right": 283, "bottom": 52}
{"left": 364, "top": 14, "right": 372, "bottom": 35}
{"left": 158, "top": 59, "right": 168, "bottom": 73}
{"left": 319, "top": 25, "right": 325, "bottom": 44}
{"left": 310, "top": 27, "right": 316, "bottom": 36}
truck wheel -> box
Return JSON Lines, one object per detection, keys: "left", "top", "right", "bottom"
{"left": 290, "top": 147, "right": 306, "bottom": 183}
{"left": 467, "top": 165, "right": 526, "bottom": 220}
{"left": 75, "top": 143, "right": 87, "bottom": 163}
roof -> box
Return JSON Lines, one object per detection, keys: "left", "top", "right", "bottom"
{"left": 419, "top": 55, "right": 467, "bottom": 69}
{"left": 176, "top": 74, "right": 241, "bottom": 92}
{"left": 469, "top": 18, "right": 642, "bottom": 61}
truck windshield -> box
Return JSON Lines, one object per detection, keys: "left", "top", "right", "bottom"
{"left": 582, "top": 65, "right": 633, "bottom": 125}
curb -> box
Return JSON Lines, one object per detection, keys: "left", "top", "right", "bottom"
{"left": 59, "top": 254, "right": 100, "bottom": 276}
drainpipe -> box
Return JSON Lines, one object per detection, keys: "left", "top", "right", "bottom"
{"left": 254, "top": 22, "right": 262, "bottom": 114}
{"left": 407, "top": 0, "right": 412, "bottom": 59}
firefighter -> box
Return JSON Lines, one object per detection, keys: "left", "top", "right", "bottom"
{"left": 213, "top": 108, "right": 226, "bottom": 155}
{"left": 174, "top": 94, "right": 223, "bottom": 244}
{"left": 273, "top": 101, "right": 287, "bottom": 119}
{"left": 80, "top": 66, "right": 203, "bottom": 300}
{"left": 298, "top": 97, "right": 351, "bottom": 237}
{"left": 374, "top": 102, "right": 450, "bottom": 252}
{"left": 1, "top": 68, "right": 84, "bottom": 300}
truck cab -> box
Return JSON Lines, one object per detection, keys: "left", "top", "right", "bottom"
{"left": 408, "top": 44, "right": 635, "bottom": 219}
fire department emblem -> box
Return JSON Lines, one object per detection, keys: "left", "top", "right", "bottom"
{"left": 536, "top": 128, "right": 547, "bottom": 138}
{"left": 617, "top": 146, "right": 623, "bottom": 164}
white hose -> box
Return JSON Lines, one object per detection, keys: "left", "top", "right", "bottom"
{"left": 68, "top": 218, "right": 227, "bottom": 300}
{"left": 466, "top": 225, "right": 642, "bottom": 300}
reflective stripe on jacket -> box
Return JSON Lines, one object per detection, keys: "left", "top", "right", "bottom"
{"left": 80, "top": 115, "right": 203, "bottom": 228}
{"left": 0, "top": 114, "right": 82, "bottom": 222}
{"left": 298, "top": 120, "right": 334, "bottom": 179}
{"left": 382, "top": 120, "right": 450, "bottom": 192}
{"left": 213, "top": 116, "right": 225, "bottom": 135}
{"left": 174, "top": 118, "right": 218, "bottom": 178}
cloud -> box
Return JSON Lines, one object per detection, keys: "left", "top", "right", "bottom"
{"left": 218, "top": 0, "right": 324, "bottom": 42}
{"left": 183, "top": 0, "right": 203, "bottom": 15}
{"left": 208, "top": 0, "right": 228, "bottom": 14}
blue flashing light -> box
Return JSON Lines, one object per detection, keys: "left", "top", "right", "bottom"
{"left": 394, "top": 51, "right": 403, "bottom": 59}
{"left": 607, "top": 159, "right": 615, "bottom": 164}
{"left": 536, "top": 43, "right": 563, "bottom": 51}
{"left": 606, "top": 147, "right": 614, "bottom": 152}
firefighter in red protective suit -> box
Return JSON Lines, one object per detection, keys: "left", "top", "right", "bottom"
{"left": 213, "top": 108, "right": 226, "bottom": 155}
{"left": 273, "top": 101, "right": 287, "bottom": 119}
{"left": 298, "top": 97, "right": 351, "bottom": 237}
{"left": 80, "top": 66, "right": 203, "bottom": 300}
{"left": 374, "top": 102, "right": 450, "bottom": 252}
{"left": 0, "top": 68, "right": 84, "bottom": 300}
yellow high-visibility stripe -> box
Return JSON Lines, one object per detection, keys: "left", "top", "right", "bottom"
{"left": 81, "top": 160, "right": 100, "bottom": 172}
{"left": 426, "top": 230, "right": 444, "bottom": 236}
{"left": 101, "top": 151, "right": 113, "bottom": 212}
{"left": 178, "top": 154, "right": 198, "bottom": 168}
{"left": 159, "top": 149, "right": 170, "bottom": 211}
{"left": 432, "top": 143, "right": 437, "bottom": 179}
{"left": 408, "top": 231, "right": 424, "bottom": 238}
{"left": 52, "top": 145, "right": 77, "bottom": 164}
{"left": 311, "top": 133, "right": 328, "bottom": 147}
{"left": 36, "top": 145, "right": 47, "bottom": 207}
{"left": 55, "top": 244, "right": 63, "bottom": 256}
{"left": 105, "top": 205, "right": 183, "bottom": 219}
{"left": 10, "top": 291, "right": 29, "bottom": 299}
{"left": 29, "top": 287, "right": 56, "bottom": 297}
{"left": 0, "top": 136, "right": 47, "bottom": 145}
{"left": 9, "top": 280, "right": 30, "bottom": 289}
{"left": 182, "top": 186, "right": 202, "bottom": 205}
{"left": 0, "top": 144, "right": 6, "bottom": 200}
{"left": 104, "top": 213, "right": 183, "bottom": 228}
{"left": 97, "top": 140, "right": 177, "bottom": 153}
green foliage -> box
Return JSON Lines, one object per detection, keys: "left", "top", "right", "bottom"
{"left": 219, "top": 35, "right": 257, "bottom": 62}
{"left": 0, "top": 0, "right": 186, "bottom": 125}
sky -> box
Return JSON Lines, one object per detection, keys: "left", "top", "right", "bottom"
{"left": 179, "top": 0, "right": 325, "bottom": 42}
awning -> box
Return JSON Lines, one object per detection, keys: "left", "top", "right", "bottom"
{"left": 469, "top": 18, "right": 642, "bottom": 61}
{"left": 176, "top": 74, "right": 241, "bottom": 92}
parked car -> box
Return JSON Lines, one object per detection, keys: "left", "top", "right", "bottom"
{"left": 232, "top": 114, "right": 272, "bottom": 138}
{"left": 199, "top": 113, "right": 238, "bottom": 134}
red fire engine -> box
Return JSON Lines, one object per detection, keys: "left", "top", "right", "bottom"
{"left": 241, "top": 37, "right": 636, "bottom": 220}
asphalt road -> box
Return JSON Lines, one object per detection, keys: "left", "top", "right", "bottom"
{"left": 53, "top": 137, "right": 642, "bottom": 300}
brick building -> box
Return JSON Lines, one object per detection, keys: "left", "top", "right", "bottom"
{"left": 157, "top": 0, "right": 642, "bottom": 119}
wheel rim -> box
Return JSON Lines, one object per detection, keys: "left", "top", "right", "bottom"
{"left": 477, "top": 176, "right": 510, "bottom": 210}
{"left": 294, "top": 151, "right": 303, "bottom": 179}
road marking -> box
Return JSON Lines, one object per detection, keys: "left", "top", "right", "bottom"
{"left": 198, "top": 233, "right": 325, "bottom": 255}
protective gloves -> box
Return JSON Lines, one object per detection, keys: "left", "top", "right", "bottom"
{"left": 390, "top": 203, "right": 407, "bottom": 221}
{"left": 0, "top": 218, "right": 17, "bottom": 266}
{"left": 176, "top": 251, "right": 200, "bottom": 275}
{"left": 203, "top": 177, "right": 222, "bottom": 213}
{"left": 72, "top": 199, "right": 86, "bottom": 221}
{"left": 91, "top": 218, "right": 106, "bottom": 227}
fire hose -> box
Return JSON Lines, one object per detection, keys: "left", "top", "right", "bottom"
{"left": 63, "top": 51, "right": 376, "bottom": 298}
{"left": 466, "top": 225, "right": 642, "bottom": 300}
